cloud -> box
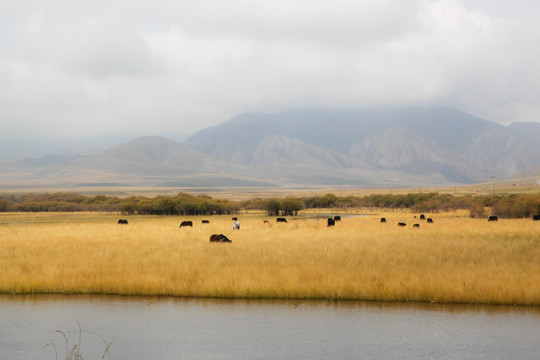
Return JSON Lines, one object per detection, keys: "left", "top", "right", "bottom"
{"left": 1, "top": 0, "right": 540, "bottom": 140}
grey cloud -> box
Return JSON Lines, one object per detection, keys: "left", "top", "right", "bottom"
{"left": 1, "top": 0, "right": 540, "bottom": 140}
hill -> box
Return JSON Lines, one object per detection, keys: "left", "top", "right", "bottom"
{"left": 2, "top": 106, "right": 540, "bottom": 189}
{"left": 185, "top": 107, "right": 540, "bottom": 184}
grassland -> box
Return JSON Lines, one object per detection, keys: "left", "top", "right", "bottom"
{"left": 2, "top": 174, "right": 540, "bottom": 200}
{"left": 1, "top": 211, "right": 539, "bottom": 305}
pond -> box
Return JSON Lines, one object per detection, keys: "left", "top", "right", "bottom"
{"left": 1, "top": 295, "right": 539, "bottom": 360}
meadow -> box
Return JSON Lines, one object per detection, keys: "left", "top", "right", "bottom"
{"left": 1, "top": 210, "right": 539, "bottom": 305}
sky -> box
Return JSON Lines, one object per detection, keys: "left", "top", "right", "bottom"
{"left": 1, "top": 0, "right": 540, "bottom": 140}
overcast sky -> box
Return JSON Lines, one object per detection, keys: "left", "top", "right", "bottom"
{"left": 1, "top": 0, "right": 540, "bottom": 140}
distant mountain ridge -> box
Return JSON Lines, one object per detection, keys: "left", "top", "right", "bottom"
{"left": 2, "top": 106, "right": 540, "bottom": 188}
{"left": 185, "top": 106, "right": 540, "bottom": 184}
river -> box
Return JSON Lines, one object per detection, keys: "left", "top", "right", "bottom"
{"left": 1, "top": 295, "right": 539, "bottom": 360}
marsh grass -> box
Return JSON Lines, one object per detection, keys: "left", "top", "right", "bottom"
{"left": 42, "top": 320, "right": 114, "bottom": 360}
{"left": 1, "top": 211, "right": 539, "bottom": 305}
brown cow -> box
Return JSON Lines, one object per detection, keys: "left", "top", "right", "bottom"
{"left": 209, "top": 234, "right": 232, "bottom": 243}
{"left": 180, "top": 221, "right": 193, "bottom": 227}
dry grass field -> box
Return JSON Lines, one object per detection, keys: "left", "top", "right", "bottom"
{"left": 2, "top": 175, "right": 539, "bottom": 200}
{"left": 1, "top": 211, "right": 539, "bottom": 305}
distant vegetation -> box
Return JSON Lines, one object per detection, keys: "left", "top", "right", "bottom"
{"left": 1, "top": 192, "right": 540, "bottom": 218}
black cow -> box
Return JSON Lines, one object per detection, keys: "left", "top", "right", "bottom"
{"left": 533, "top": 214, "right": 540, "bottom": 221}
{"left": 334, "top": 215, "right": 341, "bottom": 221}
{"left": 327, "top": 218, "right": 335, "bottom": 226}
{"left": 232, "top": 217, "right": 238, "bottom": 221}
{"left": 276, "top": 217, "right": 288, "bottom": 223}
{"left": 413, "top": 223, "right": 420, "bottom": 228}
{"left": 209, "top": 234, "right": 232, "bottom": 243}
{"left": 117, "top": 219, "right": 128, "bottom": 224}
{"left": 488, "top": 216, "right": 498, "bottom": 222}
{"left": 180, "top": 221, "right": 193, "bottom": 227}
{"left": 202, "top": 220, "right": 210, "bottom": 224}
{"left": 419, "top": 214, "right": 426, "bottom": 220}
{"left": 380, "top": 217, "right": 387, "bottom": 223}
{"left": 398, "top": 222, "right": 406, "bottom": 227}
{"left": 427, "top": 218, "right": 433, "bottom": 223}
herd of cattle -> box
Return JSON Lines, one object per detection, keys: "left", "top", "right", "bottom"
{"left": 116, "top": 212, "right": 540, "bottom": 243}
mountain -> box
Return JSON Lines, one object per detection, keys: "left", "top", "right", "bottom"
{"left": 507, "top": 122, "right": 540, "bottom": 141}
{"left": 1, "top": 136, "right": 276, "bottom": 188}
{"left": 2, "top": 106, "right": 540, "bottom": 189}
{"left": 185, "top": 107, "right": 540, "bottom": 184}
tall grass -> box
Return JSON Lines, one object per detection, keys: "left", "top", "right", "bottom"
{"left": 1, "top": 212, "right": 539, "bottom": 305}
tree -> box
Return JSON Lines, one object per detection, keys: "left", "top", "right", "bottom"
{"left": 263, "top": 198, "right": 281, "bottom": 216}
{"left": 280, "top": 197, "right": 303, "bottom": 216}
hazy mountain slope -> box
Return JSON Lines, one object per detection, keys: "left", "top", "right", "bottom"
{"left": 507, "top": 122, "right": 540, "bottom": 141}
{"left": 3, "top": 107, "right": 540, "bottom": 189}
{"left": 185, "top": 107, "right": 505, "bottom": 161}
{"left": 185, "top": 107, "right": 540, "bottom": 183}
{"left": 0, "top": 136, "right": 278, "bottom": 188}
{"left": 250, "top": 135, "right": 374, "bottom": 168}
{"left": 349, "top": 127, "right": 486, "bottom": 183}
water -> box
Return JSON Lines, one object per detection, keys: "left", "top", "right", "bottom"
{"left": 1, "top": 295, "right": 539, "bottom": 360}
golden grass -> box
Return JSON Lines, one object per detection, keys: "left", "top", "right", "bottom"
{"left": 1, "top": 211, "right": 539, "bottom": 305}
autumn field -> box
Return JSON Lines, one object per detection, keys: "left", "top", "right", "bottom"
{"left": 1, "top": 211, "right": 539, "bottom": 305}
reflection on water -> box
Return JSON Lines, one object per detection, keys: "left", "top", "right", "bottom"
{"left": 1, "top": 295, "right": 539, "bottom": 360}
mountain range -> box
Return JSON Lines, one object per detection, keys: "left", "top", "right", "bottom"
{"left": 2, "top": 106, "right": 540, "bottom": 189}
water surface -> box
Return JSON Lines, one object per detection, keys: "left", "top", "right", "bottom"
{"left": 1, "top": 295, "right": 539, "bottom": 360}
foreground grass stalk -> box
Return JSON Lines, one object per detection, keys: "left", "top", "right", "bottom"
{"left": 1, "top": 212, "right": 539, "bottom": 305}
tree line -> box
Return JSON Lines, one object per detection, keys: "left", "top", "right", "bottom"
{"left": 1, "top": 192, "right": 540, "bottom": 218}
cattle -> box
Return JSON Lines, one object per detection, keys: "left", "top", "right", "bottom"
{"left": 533, "top": 214, "right": 540, "bottom": 221}
{"left": 209, "top": 234, "right": 232, "bottom": 243}
{"left": 276, "top": 217, "right": 288, "bottom": 223}
{"left": 380, "top": 217, "right": 387, "bottom": 223}
{"left": 117, "top": 219, "right": 128, "bottom": 224}
{"left": 413, "top": 223, "right": 420, "bottom": 228}
{"left": 232, "top": 217, "right": 238, "bottom": 221}
{"left": 202, "top": 220, "right": 210, "bottom": 224}
{"left": 398, "top": 222, "right": 406, "bottom": 227}
{"left": 327, "top": 218, "right": 335, "bottom": 227}
{"left": 180, "top": 221, "right": 193, "bottom": 228}
{"left": 334, "top": 215, "right": 341, "bottom": 221}
{"left": 233, "top": 221, "right": 240, "bottom": 230}
{"left": 263, "top": 220, "right": 269, "bottom": 223}
{"left": 488, "top": 216, "right": 498, "bottom": 222}
{"left": 426, "top": 218, "right": 433, "bottom": 223}
{"left": 419, "top": 214, "right": 426, "bottom": 220}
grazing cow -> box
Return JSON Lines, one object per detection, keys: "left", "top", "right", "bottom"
{"left": 202, "top": 220, "right": 210, "bottom": 224}
{"left": 209, "top": 234, "right": 232, "bottom": 243}
{"left": 380, "top": 217, "right": 387, "bottom": 223}
{"left": 398, "top": 222, "right": 406, "bottom": 227}
{"left": 263, "top": 220, "right": 269, "bottom": 223}
{"left": 232, "top": 217, "right": 238, "bottom": 221}
{"left": 426, "top": 218, "right": 433, "bottom": 223}
{"left": 419, "top": 214, "right": 426, "bottom": 220}
{"left": 334, "top": 215, "right": 341, "bottom": 221}
{"left": 233, "top": 221, "right": 240, "bottom": 230}
{"left": 180, "top": 221, "right": 193, "bottom": 228}
{"left": 327, "top": 218, "right": 335, "bottom": 226}
{"left": 533, "top": 214, "right": 540, "bottom": 221}
{"left": 413, "top": 223, "right": 420, "bottom": 228}
{"left": 276, "top": 217, "right": 288, "bottom": 223}
{"left": 488, "top": 216, "right": 498, "bottom": 222}
{"left": 117, "top": 219, "right": 128, "bottom": 224}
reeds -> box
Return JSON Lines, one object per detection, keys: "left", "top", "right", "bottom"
{"left": 1, "top": 212, "right": 539, "bottom": 305}
{"left": 42, "top": 320, "right": 114, "bottom": 360}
